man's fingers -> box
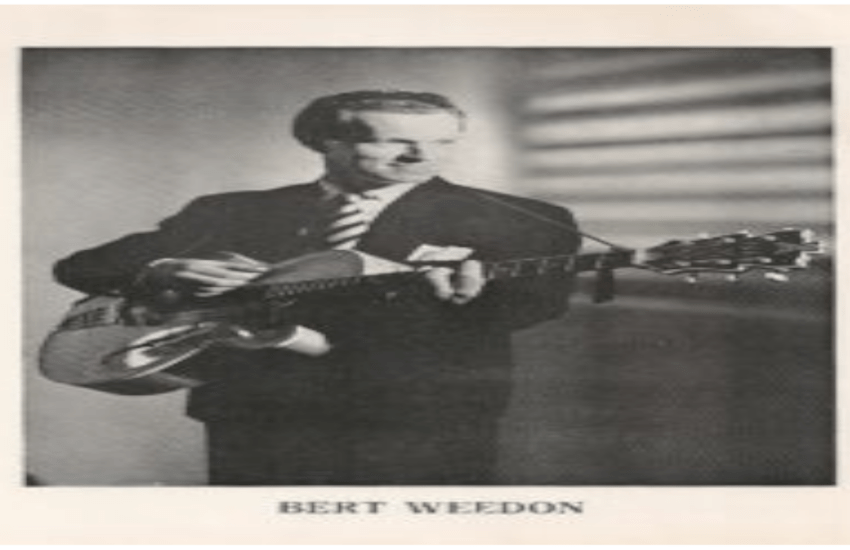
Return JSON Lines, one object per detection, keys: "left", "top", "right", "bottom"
{"left": 148, "top": 258, "right": 269, "bottom": 297}
{"left": 169, "top": 270, "right": 255, "bottom": 289}
{"left": 218, "top": 253, "right": 269, "bottom": 268}
{"left": 186, "top": 268, "right": 261, "bottom": 283}
{"left": 451, "top": 260, "right": 485, "bottom": 304}
{"left": 194, "top": 286, "right": 235, "bottom": 297}
{"left": 219, "top": 262, "right": 269, "bottom": 273}
{"left": 170, "top": 260, "right": 266, "bottom": 282}
{"left": 189, "top": 260, "right": 267, "bottom": 277}
{"left": 423, "top": 267, "right": 455, "bottom": 300}
{"left": 423, "top": 261, "right": 486, "bottom": 304}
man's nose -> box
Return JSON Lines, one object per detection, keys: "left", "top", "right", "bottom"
{"left": 398, "top": 143, "right": 432, "bottom": 162}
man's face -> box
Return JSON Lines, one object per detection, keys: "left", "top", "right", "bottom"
{"left": 322, "top": 110, "right": 463, "bottom": 190}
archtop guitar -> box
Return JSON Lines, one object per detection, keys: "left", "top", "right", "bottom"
{"left": 39, "top": 229, "right": 823, "bottom": 395}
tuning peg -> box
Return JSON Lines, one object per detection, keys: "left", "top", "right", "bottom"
{"left": 725, "top": 274, "right": 740, "bottom": 283}
{"left": 697, "top": 232, "right": 710, "bottom": 239}
{"left": 796, "top": 255, "right": 811, "bottom": 268}
{"left": 800, "top": 228, "right": 816, "bottom": 243}
{"left": 684, "top": 274, "right": 699, "bottom": 284}
{"left": 764, "top": 272, "right": 790, "bottom": 283}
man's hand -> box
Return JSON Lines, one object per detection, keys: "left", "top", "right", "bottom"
{"left": 221, "top": 325, "right": 298, "bottom": 349}
{"left": 220, "top": 324, "right": 332, "bottom": 356}
{"left": 422, "top": 259, "right": 486, "bottom": 305}
{"left": 143, "top": 257, "right": 269, "bottom": 297}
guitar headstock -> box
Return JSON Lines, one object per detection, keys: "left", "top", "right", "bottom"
{"left": 638, "top": 228, "right": 825, "bottom": 282}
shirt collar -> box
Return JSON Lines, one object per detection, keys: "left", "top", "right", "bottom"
{"left": 318, "top": 179, "right": 419, "bottom": 203}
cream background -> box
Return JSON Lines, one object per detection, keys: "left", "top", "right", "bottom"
{"left": 2, "top": 5, "right": 847, "bottom": 544}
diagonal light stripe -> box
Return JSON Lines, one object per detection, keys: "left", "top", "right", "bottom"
{"left": 528, "top": 50, "right": 719, "bottom": 81}
{"left": 563, "top": 198, "right": 831, "bottom": 224}
{"left": 521, "top": 165, "right": 832, "bottom": 198}
{"left": 523, "top": 136, "right": 831, "bottom": 172}
{"left": 523, "top": 102, "right": 831, "bottom": 146}
{"left": 526, "top": 69, "right": 830, "bottom": 114}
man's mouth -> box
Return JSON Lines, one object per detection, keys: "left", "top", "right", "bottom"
{"left": 390, "top": 163, "right": 432, "bottom": 171}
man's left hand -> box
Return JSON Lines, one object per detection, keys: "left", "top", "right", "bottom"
{"left": 423, "top": 260, "right": 486, "bottom": 305}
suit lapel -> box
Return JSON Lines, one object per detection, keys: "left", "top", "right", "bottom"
{"left": 228, "top": 183, "right": 326, "bottom": 261}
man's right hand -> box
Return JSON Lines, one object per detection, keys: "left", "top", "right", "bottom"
{"left": 143, "top": 256, "right": 269, "bottom": 297}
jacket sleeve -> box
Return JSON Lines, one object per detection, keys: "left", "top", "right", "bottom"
{"left": 53, "top": 195, "right": 223, "bottom": 295}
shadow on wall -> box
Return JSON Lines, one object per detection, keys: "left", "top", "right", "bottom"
{"left": 500, "top": 48, "right": 832, "bottom": 485}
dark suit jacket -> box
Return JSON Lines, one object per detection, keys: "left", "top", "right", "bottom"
{"left": 54, "top": 178, "right": 580, "bottom": 426}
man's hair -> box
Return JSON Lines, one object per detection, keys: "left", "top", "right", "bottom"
{"left": 293, "top": 90, "right": 466, "bottom": 152}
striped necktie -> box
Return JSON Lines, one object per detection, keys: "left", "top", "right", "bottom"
{"left": 323, "top": 194, "right": 371, "bottom": 249}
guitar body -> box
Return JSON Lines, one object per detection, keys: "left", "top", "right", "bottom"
{"left": 39, "top": 296, "right": 222, "bottom": 394}
{"left": 39, "top": 250, "right": 371, "bottom": 395}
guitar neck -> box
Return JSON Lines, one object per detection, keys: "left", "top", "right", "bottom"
{"left": 256, "top": 249, "right": 636, "bottom": 300}
{"left": 72, "top": 228, "right": 812, "bottom": 330}
{"left": 481, "top": 249, "right": 635, "bottom": 281}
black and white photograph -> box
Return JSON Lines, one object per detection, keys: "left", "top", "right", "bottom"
{"left": 24, "top": 46, "right": 834, "bottom": 488}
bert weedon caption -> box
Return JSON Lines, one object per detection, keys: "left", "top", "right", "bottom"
{"left": 278, "top": 500, "right": 585, "bottom": 515}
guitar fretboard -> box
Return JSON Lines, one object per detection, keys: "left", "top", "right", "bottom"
{"left": 253, "top": 249, "right": 636, "bottom": 300}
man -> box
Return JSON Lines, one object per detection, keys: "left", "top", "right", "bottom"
{"left": 53, "top": 90, "right": 581, "bottom": 485}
